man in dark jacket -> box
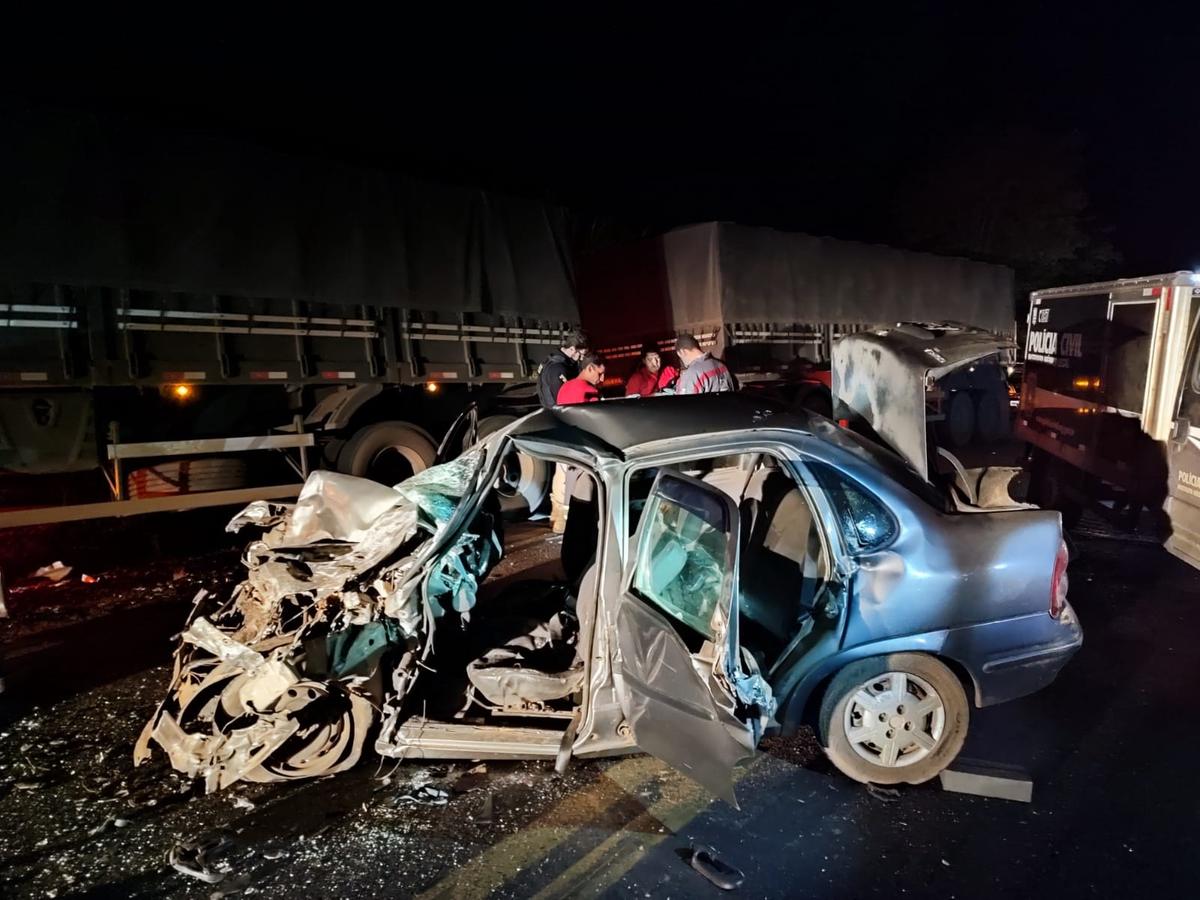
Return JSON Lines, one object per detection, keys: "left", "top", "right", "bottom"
{"left": 537, "top": 329, "right": 589, "bottom": 409}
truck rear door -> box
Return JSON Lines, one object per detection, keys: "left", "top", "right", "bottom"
{"left": 1166, "top": 320, "right": 1200, "bottom": 568}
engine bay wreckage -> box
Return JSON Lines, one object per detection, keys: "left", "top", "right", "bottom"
{"left": 134, "top": 446, "right": 502, "bottom": 791}
{"left": 136, "top": 421, "right": 778, "bottom": 801}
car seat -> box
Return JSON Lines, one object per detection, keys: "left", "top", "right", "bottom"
{"left": 737, "top": 469, "right": 825, "bottom": 646}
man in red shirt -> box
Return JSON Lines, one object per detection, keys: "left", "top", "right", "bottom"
{"left": 556, "top": 353, "right": 605, "bottom": 405}
{"left": 625, "top": 349, "right": 677, "bottom": 397}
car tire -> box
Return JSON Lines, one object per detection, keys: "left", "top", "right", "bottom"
{"left": 336, "top": 420, "right": 436, "bottom": 484}
{"left": 818, "top": 653, "right": 969, "bottom": 785}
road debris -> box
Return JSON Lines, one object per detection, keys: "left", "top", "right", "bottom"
{"left": 688, "top": 844, "right": 744, "bottom": 891}
{"left": 940, "top": 758, "right": 1033, "bottom": 802}
{"left": 169, "top": 837, "right": 234, "bottom": 884}
{"left": 394, "top": 784, "right": 450, "bottom": 806}
{"left": 33, "top": 561, "right": 72, "bottom": 582}
{"left": 866, "top": 783, "right": 902, "bottom": 802}
{"left": 87, "top": 816, "right": 132, "bottom": 836}
{"left": 474, "top": 791, "right": 494, "bottom": 823}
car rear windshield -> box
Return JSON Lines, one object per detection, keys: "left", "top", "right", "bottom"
{"left": 817, "top": 424, "right": 948, "bottom": 511}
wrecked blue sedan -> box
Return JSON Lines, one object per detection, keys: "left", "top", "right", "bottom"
{"left": 139, "top": 330, "right": 1081, "bottom": 803}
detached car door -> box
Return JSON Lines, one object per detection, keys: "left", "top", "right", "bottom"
{"left": 613, "top": 471, "right": 775, "bottom": 807}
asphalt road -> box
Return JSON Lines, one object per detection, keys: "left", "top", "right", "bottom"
{"left": 0, "top": 526, "right": 1196, "bottom": 898}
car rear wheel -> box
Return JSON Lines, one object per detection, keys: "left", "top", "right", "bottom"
{"left": 818, "top": 653, "right": 969, "bottom": 785}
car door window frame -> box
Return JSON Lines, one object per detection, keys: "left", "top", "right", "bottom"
{"left": 626, "top": 469, "right": 741, "bottom": 642}
{"left": 800, "top": 460, "right": 899, "bottom": 554}
{"left": 622, "top": 440, "right": 839, "bottom": 580}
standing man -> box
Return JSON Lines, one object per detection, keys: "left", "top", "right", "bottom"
{"left": 538, "top": 333, "right": 589, "bottom": 533}
{"left": 674, "top": 335, "right": 737, "bottom": 394}
{"left": 538, "top": 329, "right": 588, "bottom": 410}
{"left": 558, "top": 353, "right": 605, "bottom": 404}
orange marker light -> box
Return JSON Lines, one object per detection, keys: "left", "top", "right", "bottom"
{"left": 425, "top": 381, "right": 440, "bottom": 394}
{"left": 171, "top": 383, "right": 194, "bottom": 400}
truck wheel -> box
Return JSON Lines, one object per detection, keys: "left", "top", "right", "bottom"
{"left": 944, "top": 391, "right": 976, "bottom": 447}
{"left": 1029, "top": 453, "right": 1083, "bottom": 530}
{"left": 337, "top": 421, "right": 436, "bottom": 485}
{"left": 974, "top": 392, "right": 1008, "bottom": 444}
{"left": 819, "top": 653, "right": 969, "bottom": 785}
{"left": 476, "top": 414, "right": 550, "bottom": 514}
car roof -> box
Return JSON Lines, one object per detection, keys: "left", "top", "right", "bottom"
{"left": 514, "top": 393, "right": 817, "bottom": 455}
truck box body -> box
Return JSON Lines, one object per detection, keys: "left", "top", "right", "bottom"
{"left": 1015, "top": 272, "right": 1200, "bottom": 569}
{"left": 579, "top": 222, "right": 1015, "bottom": 373}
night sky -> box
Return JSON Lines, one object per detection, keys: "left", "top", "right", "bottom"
{"left": 4, "top": 8, "right": 1198, "bottom": 282}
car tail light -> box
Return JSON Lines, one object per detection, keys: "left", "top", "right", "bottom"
{"left": 1050, "top": 540, "right": 1069, "bottom": 618}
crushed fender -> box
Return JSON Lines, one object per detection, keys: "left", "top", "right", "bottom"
{"left": 136, "top": 448, "right": 499, "bottom": 791}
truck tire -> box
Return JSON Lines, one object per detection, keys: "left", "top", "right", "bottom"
{"left": 973, "top": 391, "right": 1008, "bottom": 444}
{"left": 944, "top": 390, "right": 976, "bottom": 448}
{"left": 1029, "top": 451, "right": 1083, "bottom": 530}
{"left": 336, "top": 421, "right": 436, "bottom": 485}
{"left": 476, "top": 414, "right": 550, "bottom": 514}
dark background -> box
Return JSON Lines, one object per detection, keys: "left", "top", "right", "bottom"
{"left": 3, "top": 7, "right": 1197, "bottom": 290}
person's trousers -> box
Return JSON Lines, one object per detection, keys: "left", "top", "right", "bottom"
{"left": 550, "top": 464, "right": 568, "bottom": 533}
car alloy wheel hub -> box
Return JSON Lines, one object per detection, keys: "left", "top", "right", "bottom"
{"left": 843, "top": 671, "right": 945, "bottom": 768}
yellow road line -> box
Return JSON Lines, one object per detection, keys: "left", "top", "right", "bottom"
{"left": 418, "top": 755, "right": 762, "bottom": 900}
{"left": 532, "top": 757, "right": 762, "bottom": 899}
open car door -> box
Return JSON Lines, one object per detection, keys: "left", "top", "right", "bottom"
{"left": 613, "top": 471, "right": 775, "bottom": 807}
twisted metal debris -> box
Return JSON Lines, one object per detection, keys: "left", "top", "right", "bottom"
{"left": 134, "top": 448, "right": 498, "bottom": 791}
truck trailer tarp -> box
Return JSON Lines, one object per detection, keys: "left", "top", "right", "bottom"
{"left": 0, "top": 109, "right": 576, "bottom": 321}
{"left": 579, "top": 222, "right": 1015, "bottom": 356}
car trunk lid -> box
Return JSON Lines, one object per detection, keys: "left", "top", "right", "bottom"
{"left": 831, "top": 324, "right": 1015, "bottom": 482}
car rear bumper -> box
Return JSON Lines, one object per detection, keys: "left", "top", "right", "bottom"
{"left": 966, "top": 603, "right": 1083, "bottom": 706}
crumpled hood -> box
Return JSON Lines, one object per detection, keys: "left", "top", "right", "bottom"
{"left": 133, "top": 443, "right": 501, "bottom": 792}
{"left": 831, "top": 324, "right": 1014, "bottom": 480}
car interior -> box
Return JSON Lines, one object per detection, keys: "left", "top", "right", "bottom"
{"left": 628, "top": 451, "right": 833, "bottom": 673}
{"left": 399, "top": 446, "right": 836, "bottom": 742}
{"left": 401, "top": 459, "right": 602, "bottom": 737}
